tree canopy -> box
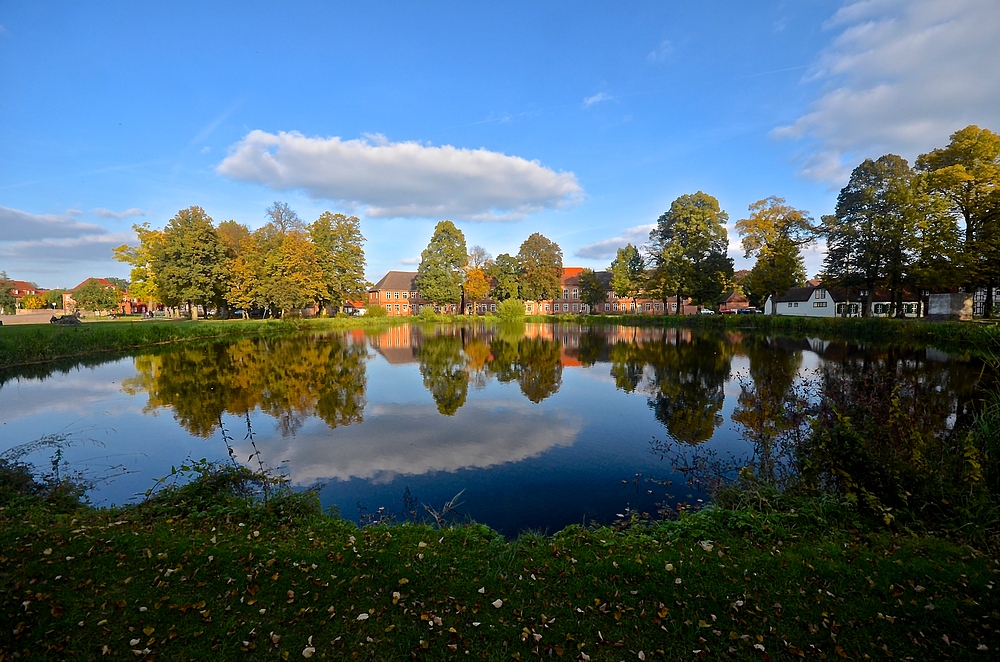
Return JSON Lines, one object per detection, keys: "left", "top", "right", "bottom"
{"left": 151, "top": 207, "right": 227, "bottom": 318}
{"left": 648, "top": 191, "right": 733, "bottom": 308}
{"left": 309, "top": 212, "right": 368, "bottom": 312}
{"left": 736, "top": 197, "right": 814, "bottom": 312}
{"left": 517, "top": 233, "right": 563, "bottom": 302}
{"left": 415, "top": 220, "right": 467, "bottom": 307}
{"left": 609, "top": 244, "right": 646, "bottom": 308}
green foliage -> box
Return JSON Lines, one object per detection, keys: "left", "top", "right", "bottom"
{"left": 151, "top": 206, "right": 227, "bottom": 315}
{"left": 363, "top": 301, "right": 388, "bottom": 317}
{"left": 609, "top": 243, "right": 645, "bottom": 306}
{"left": 415, "top": 220, "right": 467, "bottom": 306}
{"left": 71, "top": 278, "right": 121, "bottom": 313}
{"left": 517, "top": 232, "right": 563, "bottom": 301}
{"left": 417, "top": 333, "right": 469, "bottom": 415}
{"left": 309, "top": 211, "right": 367, "bottom": 310}
{"left": 648, "top": 191, "right": 734, "bottom": 308}
{"left": 578, "top": 268, "right": 606, "bottom": 311}
{"left": 744, "top": 235, "right": 806, "bottom": 308}
{"left": 0, "top": 271, "right": 15, "bottom": 314}
{"left": 42, "top": 289, "right": 65, "bottom": 308}
{"left": 487, "top": 253, "right": 522, "bottom": 302}
{"left": 494, "top": 298, "right": 524, "bottom": 321}
{"left": 736, "top": 197, "right": 814, "bottom": 310}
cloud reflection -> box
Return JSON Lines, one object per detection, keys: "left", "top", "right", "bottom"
{"left": 240, "top": 401, "right": 581, "bottom": 485}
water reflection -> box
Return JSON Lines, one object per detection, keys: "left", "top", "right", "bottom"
{"left": 120, "top": 333, "right": 368, "bottom": 437}
{"left": 1, "top": 323, "right": 992, "bottom": 535}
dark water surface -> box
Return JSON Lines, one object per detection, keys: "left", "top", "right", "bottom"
{"left": 0, "top": 323, "right": 988, "bottom": 537}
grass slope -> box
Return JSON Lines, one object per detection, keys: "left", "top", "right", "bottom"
{"left": 2, "top": 501, "right": 997, "bottom": 661}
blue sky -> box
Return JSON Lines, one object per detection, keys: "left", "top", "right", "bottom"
{"left": 2, "top": 0, "right": 998, "bottom": 290}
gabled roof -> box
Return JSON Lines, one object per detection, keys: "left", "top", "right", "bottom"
{"left": 4, "top": 280, "right": 47, "bottom": 296}
{"left": 775, "top": 286, "right": 816, "bottom": 303}
{"left": 371, "top": 271, "right": 418, "bottom": 291}
{"left": 718, "top": 291, "right": 748, "bottom": 304}
{"left": 70, "top": 277, "right": 116, "bottom": 291}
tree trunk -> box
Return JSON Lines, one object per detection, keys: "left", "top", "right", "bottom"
{"left": 189, "top": 301, "right": 198, "bottom": 320}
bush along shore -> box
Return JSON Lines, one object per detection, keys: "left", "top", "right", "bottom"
{"left": 1, "top": 463, "right": 998, "bottom": 661}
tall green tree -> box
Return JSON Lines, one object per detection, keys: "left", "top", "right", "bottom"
{"left": 916, "top": 125, "right": 1000, "bottom": 316}
{"left": 609, "top": 244, "right": 646, "bottom": 310}
{"left": 112, "top": 222, "right": 163, "bottom": 309}
{"left": 517, "top": 232, "right": 563, "bottom": 302}
{"left": 823, "top": 155, "right": 922, "bottom": 316}
{"left": 0, "top": 272, "right": 15, "bottom": 314}
{"left": 735, "top": 197, "right": 814, "bottom": 313}
{"left": 743, "top": 236, "right": 806, "bottom": 309}
{"left": 578, "top": 268, "right": 607, "bottom": 312}
{"left": 309, "top": 212, "right": 367, "bottom": 313}
{"left": 648, "top": 191, "right": 733, "bottom": 310}
{"left": 415, "top": 220, "right": 467, "bottom": 309}
{"left": 488, "top": 253, "right": 522, "bottom": 302}
{"left": 151, "top": 207, "right": 227, "bottom": 319}
{"left": 261, "top": 230, "right": 327, "bottom": 316}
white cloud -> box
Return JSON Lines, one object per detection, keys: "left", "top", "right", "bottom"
{"left": 0, "top": 205, "right": 107, "bottom": 241}
{"left": 0, "top": 231, "right": 133, "bottom": 264}
{"left": 575, "top": 224, "right": 654, "bottom": 260}
{"left": 583, "top": 92, "right": 612, "bottom": 107}
{"left": 237, "top": 401, "right": 580, "bottom": 485}
{"left": 399, "top": 257, "right": 420, "bottom": 265}
{"left": 774, "top": 0, "right": 1000, "bottom": 184}
{"left": 647, "top": 39, "right": 673, "bottom": 64}
{"left": 92, "top": 207, "right": 150, "bottom": 219}
{"left": 217, "top": 130, "right": 583, "bottom": 221}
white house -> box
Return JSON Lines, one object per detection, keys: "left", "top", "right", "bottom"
{"left": 765, "top": 283, "right": 923, "bottom": 318}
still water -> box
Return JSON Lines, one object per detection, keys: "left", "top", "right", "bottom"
{"left": 0, "top": 323, "right": 987, "bottom": 537}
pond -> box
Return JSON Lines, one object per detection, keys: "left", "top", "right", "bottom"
{"left": 0, "top": 323, "right": 990, "bottom": 537}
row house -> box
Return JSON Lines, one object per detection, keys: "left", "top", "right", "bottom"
{"left": 764, "top": 283, "right": 924, "bottom": 318}
{"left": 369, "top": 267, "right": 706, "bottom": 318}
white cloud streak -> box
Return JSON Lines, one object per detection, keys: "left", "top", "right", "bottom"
{"left": 774, "top": 0, "right": 1000, "bottom": 184}
{"left": 0, "top": 205, "right": 107, "bottom": 241}
{"left": 583, "top": 92, "right": 612, "bottom": 107}
{"left": 575, "top": 224, "right": 654, "bottom": 260}
{"left": 647, "top": 39, "right": 673, "bottom": 64}
{"left": 217, "top": 130, "right": 583, "bottom": 221}
{"left": 92, "top": 207, "right": 149, "bottom": 219}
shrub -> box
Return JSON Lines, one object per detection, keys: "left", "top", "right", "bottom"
{"left": 495, "top": 298, "right": 525, "bottom": 321}
{"left": 364, "top": 303, "right": 388, "bottom": 318}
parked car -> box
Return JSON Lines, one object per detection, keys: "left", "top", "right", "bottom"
{"left": 719, "top": 309, "right": 736, "bottom": 315}
{"left": 699, "top": 308, "right": 715, "bottom": 315}
{"left": 736, "top": 307, "right": 761, "bottom": 315}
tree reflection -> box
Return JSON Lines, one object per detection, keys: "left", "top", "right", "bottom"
{"left": 730, "top": 336, "right": 809, "bottom": 482}
{"left": 644, "top": 333, "right": 733, "bottom": 445}
{"left": 417, "top": 333, "right": 469, "bottom": 415}
{"left": 121, "top": 334, "right": 368, "bottom": 436}
{"left": 516, "top": 336, "right": 563, "bottom": 403}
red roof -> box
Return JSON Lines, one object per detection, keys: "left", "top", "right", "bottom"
{"left": 71, "top": 277, "right": 116, "bottom": 291}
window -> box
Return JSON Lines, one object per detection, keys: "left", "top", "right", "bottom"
{"left": 411, "top": 291, "right": 417, "bottom": 298}
{"left": 527, "top": 304, "right": 534, "bottom": 313}
{"left": 788, "top": 302, "right": 793, "bottom": 308}
{"left": 563, "top": 303, "right": 569, "bottom": 312}
{"left": 562, "top": 289, "right": 568, "bottom": 299}
{"left": 572, "top": 303, "right": 578, "bottom": 312}
{"left": 670, "top": 303, "right": 677, "bottom": 311}
{"left": 490, "top": 304, "right": 496, "bottom": 312}
{"left": 544, "top": 304, "right": 550, "bottom": 312}
{"left": 815, "top": 290, "right": 826, "bottom": 299}
{"left": 385, "top": 304, "right": 391, "bottom": 311}
{"left": 813, "top": 301, "right": 827, "bottom": 308}
{"left": 794, "top": 302, "right": 799, "bottom": 307}
{"left": 645, "top": 303, "right": 652, "bottom": 311}
{"left": 394, "top": 291, "right": 399, "bottom": 299}
{"left": 402, "top": 291, "right": 408, "bottom": 298}
{"left": 613, "top": 302, "right": 619, "bottom": 311}
{"left": 604, "top": 303, "right": 610, "bottom": 311}
{"left": 394, "top": 304, "right": 400, "bottom": 311}
{"left": 402, "top": 304, "right": 408, "bottom": 311}
{"left": 572, "top": 288, "right": 578, "bottom": 299}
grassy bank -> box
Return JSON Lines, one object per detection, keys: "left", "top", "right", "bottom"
{"left": 3, "top": 312, "right": 998, "bottom": 370}
{"left": 0, "top": 317, "right": 407, "bottom": 369}
{"left": 2, "top": 481, "right": 997, "bottom": 661}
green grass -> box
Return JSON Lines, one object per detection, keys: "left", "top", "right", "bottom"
{"left": 0, "top": 316, "right": 409, "bottom": 369}
{"left": 1, "top": 494, "right": 997, "bottom": 661}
